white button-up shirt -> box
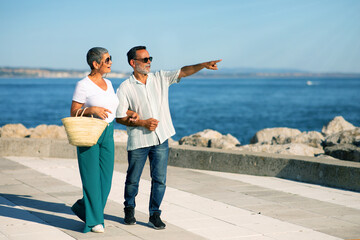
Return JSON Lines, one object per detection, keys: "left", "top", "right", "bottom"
{"left": 116, "top": 70, "right": 181, "bottom": 151}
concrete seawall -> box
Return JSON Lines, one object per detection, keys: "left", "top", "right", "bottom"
{"left": 1, "top": 138, "right": 360, "bottom": 192}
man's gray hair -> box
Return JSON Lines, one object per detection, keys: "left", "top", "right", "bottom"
{"left": 86, "top": 47, "right": 108, "bottom": 69}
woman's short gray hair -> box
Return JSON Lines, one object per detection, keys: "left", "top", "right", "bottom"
{"left": 86, "top": 47, "right": 108, "bottom": 69}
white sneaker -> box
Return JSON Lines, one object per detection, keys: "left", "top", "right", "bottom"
{"left": 91, "top": 224, "right": 104, "bottom": 233}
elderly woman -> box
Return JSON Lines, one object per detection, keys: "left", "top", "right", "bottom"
{"left": 70, "top": 47, "right": 137, "bottom": 233}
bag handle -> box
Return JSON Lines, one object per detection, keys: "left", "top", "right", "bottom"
{"left": 75, "top": 107, "right": 91, "bottom": 117}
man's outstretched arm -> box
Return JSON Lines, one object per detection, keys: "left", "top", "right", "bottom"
{"left": 178, "top": 59, "right": 222, "bottom": 79}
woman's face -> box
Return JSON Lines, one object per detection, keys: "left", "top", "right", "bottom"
{"left": 98, "top": 53, "right": 112, "bottom": 74}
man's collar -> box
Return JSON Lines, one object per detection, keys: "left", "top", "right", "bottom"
{"left": 129, "top": 73, "right": 137, "bottom": 83}
{"left": 129, "top": 72, "right": 150, "bottom": 84}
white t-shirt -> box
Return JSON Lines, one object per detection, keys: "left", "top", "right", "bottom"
{"left": 72, "top": 77, "right": 119, "bottom": 123}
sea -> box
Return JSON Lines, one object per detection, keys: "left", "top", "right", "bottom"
{"left": 1, "top": 77, "right": 359, "bottom": 144}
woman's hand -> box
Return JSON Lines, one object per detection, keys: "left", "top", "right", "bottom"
{"left": 70, "top": 102, "right": 111, "bottom": 120}
{"left": 126, "top": 110, "right": 139, "bottom": 123}
{"left": 89, "top": 106, "right": 112, "bottom": 120}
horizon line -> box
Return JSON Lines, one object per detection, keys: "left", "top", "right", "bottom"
{"left": 1, "top": 66, "right": 360, "bottom": 75}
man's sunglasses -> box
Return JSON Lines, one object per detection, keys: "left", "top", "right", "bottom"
{"left": 104, "top": 56, "right": 112, "bottom": 64}
{"left": 134, "top": 57, "right": 153, "bottom": 63}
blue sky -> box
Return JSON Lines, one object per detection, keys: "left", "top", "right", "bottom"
{"left": 1, "top": 0, "right": 359, "bottom": 73}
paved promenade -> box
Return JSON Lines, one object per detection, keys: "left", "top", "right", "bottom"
{"left": 1, "top": 156, "right": 360, "bottom": 240}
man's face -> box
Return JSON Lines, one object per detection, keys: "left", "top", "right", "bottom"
{"left": 133, "top": 49, "right": 151, "bottom": 75}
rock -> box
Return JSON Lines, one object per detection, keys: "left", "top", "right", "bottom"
{"left": 237, "top": 143, "right": 278, "bottom": 153}
{"left": 322, "top": 116, "right": 356, "bottom": 136}
{"left": 324, "top": 144, "right": 360, "bottom": 162}
{"left": 245, "top": 124, "right": 360, "bottom": 160}
{"left": 250, "top": 127, "right": 301, "bottom": 144}
{"left": 179, "top": 129, "right": 220, "bottom": 148}
{"left": 323, "top": 128, "right": 360, "bottom": 147}
{"left": 276, "top": 143, "right": 324, "bottom": 156}
{"left": 179, "top": 134, "right": 211, "bottom": 148}
{"left": 113, "top": 129, "right": 128, "bottom": 142}
{"left": 322, "top": 128, "right": 360, "bottom": 161}
{"left": 179, "top": 129, "right": 240, "bottom": 149}
{"left": 270, "top": 134, "right": 289, "bottom": 145}
{"left": 288, "top": 131, "right": 324, "bottom": 148}
{"left": 210, "top": 134, "right": 241, "bottom": 149}
{"left": 237, "top": 143, "right": 324, "bottom": 157}
{"left": 30, "top": 125, "right": 67, "bottom": 139}
{"left": 0, "top": 123, "right": 31, "bottom": 138}
{"left": 212, "top": 131, "right": 240, "bottom": 148}
{"left": 196, "top": 129, "right": 224, "bottom": 139}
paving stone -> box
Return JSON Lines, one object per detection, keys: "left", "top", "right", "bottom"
{"left": 291, "top": 216, "right": 359, "bottom": 231}
{"left": 3, "top": 156, "right": 360, "bottom": 239}
{"left": 315, "top": 226, "right": 360, "bottom": 240}
{"left": 0, "top": 184, "right": 44, "bottom": 196}
{"left": 336, "top": 213, "right": 360, "bottom": 225}
{"left": 0, "top": 173, "right": 21, "bottom": 186}
{"left": 264, "top": 208, "right": 324, "bottom": 221}
{"left": 1, "top": 168, "right": 49, "bottom": 180}
{"left": 0, "top": 158, "right": 27, "bottom": 171}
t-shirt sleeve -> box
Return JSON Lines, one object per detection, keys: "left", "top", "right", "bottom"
{"left": 115, "top": 84, "right": 129, "bottom": 118}
{"left": 72, "top": 81, "right": 86, "bottom": 103}
{"left": 159, "top": 69, "right": 181, "bottom": 86}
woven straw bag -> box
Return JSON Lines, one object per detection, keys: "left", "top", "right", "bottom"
{"left": 61, "top": 107, "right": 108, "bottom": 147}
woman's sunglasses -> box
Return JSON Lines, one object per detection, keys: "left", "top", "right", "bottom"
{"left": 104, "top": 56, "right": 112, "bottom": 64}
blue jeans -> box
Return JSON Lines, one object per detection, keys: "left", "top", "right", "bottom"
{"left": 124, "top": 140, "right": 169, "bottom": 215}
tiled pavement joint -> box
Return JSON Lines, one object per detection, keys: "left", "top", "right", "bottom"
{"left": 1, "top": 156, "right": 360, "bottom": 239}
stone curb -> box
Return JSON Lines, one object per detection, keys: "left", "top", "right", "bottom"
{"left": 1, "top": 138, "right": 360, "bottom": 192}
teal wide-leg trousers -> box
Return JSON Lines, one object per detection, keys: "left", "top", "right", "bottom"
{"left": 71, "top": 122, "right": 114, "bottom": 233}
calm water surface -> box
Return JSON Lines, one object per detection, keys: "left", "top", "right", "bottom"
{"left": 1, "top": 77, "right": 359, "bottom": 144}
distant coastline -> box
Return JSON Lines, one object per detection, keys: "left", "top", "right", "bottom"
{"left": 1, "top": 66, "right": 360, "bottom": 79}
{"left": 0, "top": 67, "right": 127, "bottom": 78}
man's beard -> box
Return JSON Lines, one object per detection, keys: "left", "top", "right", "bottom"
{"left": 135, "top": 63, "right": 151, "bottom": 75}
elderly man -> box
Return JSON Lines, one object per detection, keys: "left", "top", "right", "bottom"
{"left": 116, "top": 46, "right": 221, "bottom": 229}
